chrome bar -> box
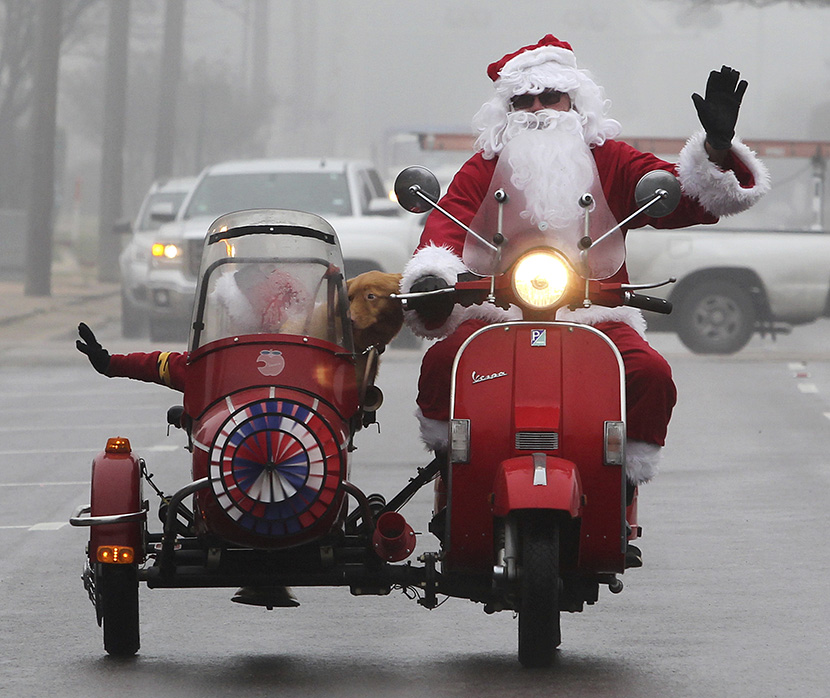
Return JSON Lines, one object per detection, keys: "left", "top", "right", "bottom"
{"left": 69, "top": 504, "right": 147, "bottom": 527}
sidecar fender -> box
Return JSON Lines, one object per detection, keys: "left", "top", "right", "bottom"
{"left": 88, "top": 447, "right": 144, "bottom": 564}
{"left": 492, "top": 454, "right": 582, "bottom": 518}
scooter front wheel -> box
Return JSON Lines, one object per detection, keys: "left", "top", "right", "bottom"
{"left": 97, "top": 563, "right": 140, "bottom": 657}
{"left": 517, "top": 512, "right": 561, "bottom": 668}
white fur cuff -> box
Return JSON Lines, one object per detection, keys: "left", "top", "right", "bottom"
{"left": 625, "top": 440, "right": 662, "bottom": 485}
{"left": 417, "top": 409, "right": 449, "bottom": 452}
{"left": 401, "top": 245, "right": 476, "bottom": 339}
{"left": 678, "top": 131, "right": 771, "bottom": 218}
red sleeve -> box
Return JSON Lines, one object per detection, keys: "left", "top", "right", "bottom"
{"left": 418, "top": 153, "right": 497, "bottom": 256}
{"left": 593, "top": 140, "right": 718, "bottom": 231}
{"left": 106, "top": 351, "right": 188, "bottom": 393}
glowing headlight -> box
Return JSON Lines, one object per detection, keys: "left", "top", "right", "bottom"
{"left": 512, "top": 251, "right": 570, "bottom": 309}
{"left": 151, "top": 243, "right": 182, "bottom": 260}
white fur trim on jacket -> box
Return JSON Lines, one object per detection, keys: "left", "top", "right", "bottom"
{"left": 401, "top": 244, "right": 513, "bottom": 339}
{"left": 625, "top": 439, "right": 662, "bottom": 485}
{"left": 417, "top": 409, "right": 449, "bottom": 452}
{"left": 556, "top": 304, "right": 647, "bottom": 339}
{"left": 678, "top": 131, "right": 771, "bottom": 218}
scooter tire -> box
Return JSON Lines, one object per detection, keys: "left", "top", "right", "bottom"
{"left": 518, "top": 513, "right": 561, "bottom": 668}
{"left": 98, "top": 563, "right": 140, "bottom": 657}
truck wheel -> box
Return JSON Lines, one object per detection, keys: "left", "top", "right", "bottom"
{"left": 121, "top": 292, "right": 147, "bottom": 338}
{"left": 675, "top": 280, "right": 756, "bottom": 355}
{"left": 518, "top": 513, "right": 561, "bottom": 668}
{"left": 97, "top": 563, "right": 140, "bottom": 657}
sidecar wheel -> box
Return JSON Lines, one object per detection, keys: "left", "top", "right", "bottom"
{"left": 518, "top": 513, "right": 561, "bottom": 668}
{"left": 98, "top": 563, "right": 140, "bottom": 657}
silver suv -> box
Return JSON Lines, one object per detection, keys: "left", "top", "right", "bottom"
{"left": 116, "top": 176, "right": 197, "bottom": 337}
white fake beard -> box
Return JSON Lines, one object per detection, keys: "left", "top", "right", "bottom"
{"left": 501, "top": 109, "right": 596, "bottom": 230}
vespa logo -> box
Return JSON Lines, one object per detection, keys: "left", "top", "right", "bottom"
{"left": 472, "top": 369, "right": 508, "bottom": 384}
{"left": 257, "top": 350, "right": 285, "bottom": 376}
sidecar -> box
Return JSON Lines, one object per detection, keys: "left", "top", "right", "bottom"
{"left": 71, "top": 209, "right": 418, "bottom": 656}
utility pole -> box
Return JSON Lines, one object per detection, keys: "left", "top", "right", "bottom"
{"left": 153, "top": 0, "right": 185, "bottom": 180}
{"left": 24, "top": 1, "right": 62, "bottom": 297}
{"left": 97, "top": 0, "right": 130, "bottom": 283}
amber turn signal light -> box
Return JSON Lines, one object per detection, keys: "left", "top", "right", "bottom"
{"left": 96, "top": 546, "right": 135, "bottom": 564}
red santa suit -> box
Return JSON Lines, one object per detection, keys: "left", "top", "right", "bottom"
{"left": 400, "top": 34, "right": 770, "bottom": 484}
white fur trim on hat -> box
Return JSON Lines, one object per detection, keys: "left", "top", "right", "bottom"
{"left": 417, "top": 409, "right": 449, "bottom": 452}
{"left": 556, "top": 304, "right": 648, "bottom": 339}
{"left": 625, "top": 439, "right": 662, "bottom": 485}
{"left": 678, "top": 131, "right": 771, "bottom": 218}
{"left": 499, "top": 45, "right": 577, "bottom": 77}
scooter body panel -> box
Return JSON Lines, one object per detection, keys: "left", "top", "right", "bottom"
{"left": 446, "top": 321, "right": 627, "bottom": 575}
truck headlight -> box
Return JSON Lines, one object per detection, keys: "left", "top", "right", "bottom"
{"left": 150, "top": 242, "right": 184, "bottom": 260}
{"left": 512, "top": 250, "right": 570, "bottom": 309}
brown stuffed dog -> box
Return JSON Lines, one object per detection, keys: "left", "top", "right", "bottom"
{"left": 346, "top": 271, "right": 403, "bottom": 390}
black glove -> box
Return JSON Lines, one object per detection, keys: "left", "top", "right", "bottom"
{"left": 76, "top": 322, "right": 110, "bottom": 374}
{"left": 406, "top": 275, "right": 454, "bottom": 327}
{"left": 692, "top": 65, "right": 748, "bottom": 151}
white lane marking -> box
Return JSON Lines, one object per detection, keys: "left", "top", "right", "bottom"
{"left": 0, "top": 481, "right": 87, "bottom": 487}
{"left": 0, "top": 443, "right": 183, "bottom": 456}
{"left": 0, "top": 523, "right": 68, "bottom": 531}
{"left": 0, "top": 423, "right": 161, "bottom": 433}
{"left": 798, "top": 383, "right": 819, "bottom": 394}
{"left": 28, "top": 522, "right": 68, "bottom": 531}
{"left": 824, "top": 412, "right": 830, "bottom": 421}
{"left": 788, "top": 362, "right": 807, "bottom": 371}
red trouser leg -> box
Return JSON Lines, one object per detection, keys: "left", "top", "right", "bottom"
{"left": 595, "top": 321, "right": 677, "bottom": 446}
{"left": 417, "top": 319, "right": 676, "bottom": 446}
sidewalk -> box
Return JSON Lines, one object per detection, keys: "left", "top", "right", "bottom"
{"left": 0, "top": 263, "right": 119, "bottom": 327}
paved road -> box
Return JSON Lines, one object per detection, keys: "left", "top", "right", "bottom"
{"left": 1, "top": 298, "right": 829, "bottom": 697}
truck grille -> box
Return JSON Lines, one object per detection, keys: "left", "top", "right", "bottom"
{"left": 187, "top": 240, "right": 202, "bottom": 278}
{"left": 515, "top": 432, "right": 559, "bottom": 450}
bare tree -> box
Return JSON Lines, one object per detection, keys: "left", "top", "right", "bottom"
{"left": 0, "top": 0, "right": 102, "bottom": 209}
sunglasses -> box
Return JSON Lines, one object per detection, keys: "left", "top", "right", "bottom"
{"left": 509, "top": 89, "right": 567, "bottom": 111}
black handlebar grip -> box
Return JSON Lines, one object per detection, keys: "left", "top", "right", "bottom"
{"left": 625, "top": 292, "right": 673, "bottom": 314}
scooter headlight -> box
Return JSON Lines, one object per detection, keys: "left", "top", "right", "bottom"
{"left": 512, "top": 250, "right": 571, "bottom": 310}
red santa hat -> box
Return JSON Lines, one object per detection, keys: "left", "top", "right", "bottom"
{"left": 486, "top": 34, "right": 577, "bottom": 82}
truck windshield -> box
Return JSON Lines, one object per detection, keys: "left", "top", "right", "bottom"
{"left": 183, "top": 172, "right": 352, "bottom": 220}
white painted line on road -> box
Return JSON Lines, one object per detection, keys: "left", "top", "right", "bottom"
{"left": 0, "top": 523, "right": 69, "bottom": 531}
{"left": 798, "top": 383, "right": 819, "bottom": 394}
{"left": 788, "top": 362, "right": 807, "bottom": 371}
{"left": 28, "top": 522, "right": 68, "bottom": 531}
{"left": 0, "top": 481, "right": 86, "bottom": 487}
{"left": 0, "top": 443, "right": 183, "bottom": 456}
{"left": 0, "top": 423, "right": 161, "bottom": 433}
{"left": 824, "top": 412, "right": 830, "bottom": 420}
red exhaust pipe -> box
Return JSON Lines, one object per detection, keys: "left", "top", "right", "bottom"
{"left": 372, "top": 511, "right": 416, "bottom": 562}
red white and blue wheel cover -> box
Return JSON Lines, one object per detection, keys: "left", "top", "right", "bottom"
{"left": 209, "top": 399, "right": 344, "bottom": 537}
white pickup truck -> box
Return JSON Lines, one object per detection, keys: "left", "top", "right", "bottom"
{"left": 625, "top": 138, "right": 830, "bottom": 354}
{"left": 385, "top": 132, "right": 830, "bottom": 354}
{"left": 143, "top": 158, "right": 422, "bottom": 341}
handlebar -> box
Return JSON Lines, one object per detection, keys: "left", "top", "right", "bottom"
{"left": 624, "top": 292, "right": 673, "bottom": 314}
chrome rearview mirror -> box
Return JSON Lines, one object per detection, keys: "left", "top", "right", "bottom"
{"left": 634, "top": 170, "right": 682, "bottom": 218}
{"left": 394, "top": 166, "right": 441, "bottom": 213}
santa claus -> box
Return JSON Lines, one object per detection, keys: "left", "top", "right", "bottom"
{"left": 400, "top": 34, "right": 770, "bottom": 485}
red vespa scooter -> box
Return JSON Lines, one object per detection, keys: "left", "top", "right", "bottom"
{"left": 390, "top": 164, "right": 680, "bottom": 667}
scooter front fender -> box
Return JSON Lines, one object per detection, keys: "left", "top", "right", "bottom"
{"left": 492, "top": 454, "right": 582, "bottom": 518}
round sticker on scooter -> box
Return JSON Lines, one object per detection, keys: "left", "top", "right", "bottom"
{"left": 257, "top": 350, "right": 285, "bottom": 376}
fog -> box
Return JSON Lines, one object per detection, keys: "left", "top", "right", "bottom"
{"left": 8, "top": 0, "right": 830, "bottom": 240}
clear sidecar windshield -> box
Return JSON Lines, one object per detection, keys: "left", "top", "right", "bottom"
{"left": 189, "top": 209, "right": 353, "bottom": 353}
{"left": 462, "top": 141, "right": 625, "bottom": 281}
